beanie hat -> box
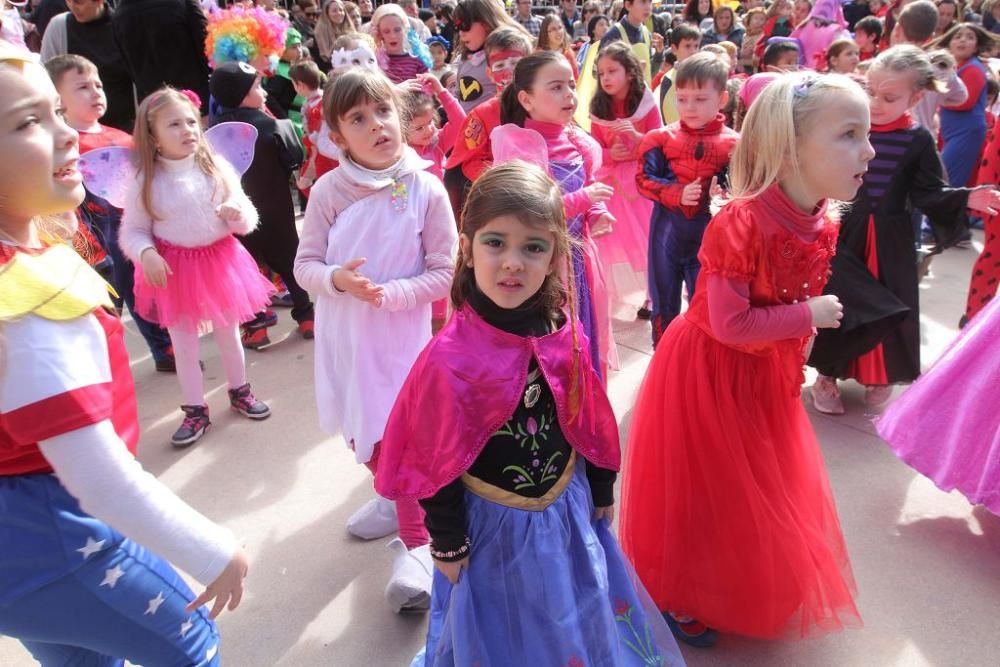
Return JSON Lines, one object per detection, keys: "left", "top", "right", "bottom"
{"left": 285, "top": 27, "right": 303, "bottom": 48}
{"left": 210, "top": 61, "right": 258, "bottom": 109}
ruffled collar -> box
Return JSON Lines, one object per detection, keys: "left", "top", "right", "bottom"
{"left": 336, "top": 145, "right": 431, "bottom": 192}
{"left": 763, "top": 183, "right": 828, "bottom": 239}
{"left": 157, "top": 153, "right": 197, "bottom": 173}
{"left": 679, "top": 113, "right": 726, "bottom": 135}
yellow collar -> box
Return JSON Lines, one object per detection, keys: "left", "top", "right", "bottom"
{"left": 0, "top": 243, "right": 115, "bottom": 322}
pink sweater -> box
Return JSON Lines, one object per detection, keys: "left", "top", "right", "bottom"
{"left": 415, "top": 90, "right": 467, "bottom": 180}
{"left": 119, "top": 154, "right": 258, "bottom": 262}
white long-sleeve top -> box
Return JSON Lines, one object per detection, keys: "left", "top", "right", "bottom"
{"left": 118, "top": 153, "right": 258, "bottom": 262}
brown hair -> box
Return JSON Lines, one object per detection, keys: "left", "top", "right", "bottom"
{"left": 931, "top": 21, "right": 1000, "bottom": 57}
{"left": 500, "top": 50, "right": 566, "bottom": 127}
{"left": 590, "top": 42, "right": 646, "bottom": 121}
{"left": 44, "top": 54, "right": 98, "bottom": 89}
{"left": 133, "top": 87, "right": 229, "bottom": 221}
{"left": 675, "top": 50, "right": 729, "bottom": 91}
{"left": 484, "top": 24, "right": 534, "bottom": 59}
{"left": 322, "top": 67, "right": 399, "bottom": 133}
{"left": 399, "top": 89, "right": 436, "bottom": 130}
{"left": 289, "top": 60, "right": 326, "bottom": 90}
{"left": 825, "top": 38, "right": 857, "bottom": 71}
{"left": 453, "top": 0, "right": 527, "bottom": 56}
{"left": 537, "top": 13, "right": 572, "bottom": 53}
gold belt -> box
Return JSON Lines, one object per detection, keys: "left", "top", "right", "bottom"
{"left": 462, "top": 451, "right": 577, "bottom": 511}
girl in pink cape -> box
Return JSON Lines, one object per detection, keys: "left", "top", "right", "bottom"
{"left": 590, "top": 43, "right": 663, "bottom": 320}
{"left": 374, "top": 161, "right": 684, "bottom": 667}
{"left": 791, "top": 0, "right": 851, "bottom": 70}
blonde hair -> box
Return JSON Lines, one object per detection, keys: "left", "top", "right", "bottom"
{"left": 315, "top": 0, "right": 357, "bottom": 58}
{"left": 729, "top": 73, "right": 867, "bottom": 199}
{"left": 370, "top": 3, "right": 410, "bottom": 48}
{"left": 869, "top": 45, "right": 947, "bottom": 94}
{"left": 133, "top": 88, "right": 230, "bottom": 220}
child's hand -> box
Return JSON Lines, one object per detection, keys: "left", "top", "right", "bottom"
{"left": 333, "top": 257, "right": 385, "bottom": 305}
{"left": 681, "top": 180, "right": 703, "bottom": 207}
{"left": 416, "top": 72, "right": 445, "bottom": 94}
{"left": 806, "top": 295, "right": 843, "bottom": 329}
{"left": 187, "top": 548, "right": 249, "bottom": 619}
{"left": 968, "top": 185, "right": 1000, "bottom": 216}
{"left": 216, "top": 202, "right": 243, "bottom": 224}
{"left": 140, "top": 248, "right": 172, "bottom": 288}
{"left": 591, "top": 212, "right": 616, "bottom": 237}
{"left": 434, "top": 556, "right": 469, "bottom": 584}
{"left": 583, "top": 182, "right": 614, "bottom": 204}
{"left": 652, "top": 32, "right": 665, "bottom": 53}
{"left": 708, "top": 175, "right": 726, "bottom": 202}
{"left": 296, "top": 175, "right": 314, "bottom": 191}
{"left": 609, "top": 141, "right": 632, "bottom": 162}
{"left": 593, "top": 505, "right": 615, "bottom": 523}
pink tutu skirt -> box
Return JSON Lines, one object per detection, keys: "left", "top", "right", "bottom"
{"left": 134, "top": 236, "right": 275, "bottom": 333}
{"left": 594, "top": 158, "right": 651, "bottom": 318}
{"left": 876, "top": 294, "right": 1000, "bottom": 514}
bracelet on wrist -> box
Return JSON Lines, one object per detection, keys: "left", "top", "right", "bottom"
{"left": 431, "top": 536, "right": 471, "bottom": 562}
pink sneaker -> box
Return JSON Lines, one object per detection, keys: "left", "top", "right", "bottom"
{"left": 812, "top": 375, "right": 845, "bottom": 415}
{"left": 864, "top": 385, "right": 893, "bottom": 408}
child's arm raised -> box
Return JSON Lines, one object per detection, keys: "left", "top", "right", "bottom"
{"left": 377, "top": 178, "right": 458, "bottom": 311}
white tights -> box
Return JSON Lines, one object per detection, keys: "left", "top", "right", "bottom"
{"left": 168, "top": 325, "right": 247, "bottom": 406}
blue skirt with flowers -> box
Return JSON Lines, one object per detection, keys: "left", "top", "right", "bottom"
{"left": 412, "top": 462, "right": 685, "bottom": 667}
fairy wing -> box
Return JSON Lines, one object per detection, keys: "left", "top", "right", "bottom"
{"left": 205, "top": 122, "right": 258, "bottom": 176}
{"left": 78, "top": 146, "right": 136, "bottom": 209}
{"left": 490, "top": 125, "right": 549, "bottom": 173}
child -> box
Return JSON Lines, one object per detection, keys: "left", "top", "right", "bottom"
{"left": 290, "top": 59, "right": 332, "bottom": 197}
{"left": 826, "top": 37, "right": 861, "bottom": 73}
{"left": 371, "top": 2, "right": 431, "bottom": 83}
{"left": 790, "top": 0, "right": 851, "bottom": 69}
{"left": 264, "top": 27, "right": 307, "bottom": 129}
{"left": 739, "top": 6, "right": 768, "bottom": 73}
{"left": 427, "top": 34, "right": 451, "bottom": 78}
{"left": 762, "top": 38, "right": 802, "bottom": 71}
{"left": 45, "top": 54, "right": 175, "bottom": 372}
{"left": 292, "top": 68, "right": 457, "bottom": 613}
{"left": 936, "top": 23, "right": 998, "bottom": 188}
{"left": 210, "top": 62, "right": 315, "bottom": 348}
{"left": 964, "top": 87, "right": 1000, "bottom": 323}
{"left": 0, "top": 44, "right": 248, "bottom": 663}
{"left": 443, "top": 26, "right": 532, "bottom": 213}
{"left": 809, "top": 46, "right": 1000, "bottom": 414}
{"left": 854, "top": 15, "right": 883, "bottom": 61}
{"left": 497, "top": 51, "right": 617, "bottom": 378}
{"left": 590, "top": 42, "right": 663, "bottom": 319}
{"left": 537, "top": 13, "right": 580, "bottom": 79}
{"left": 451, "top": 0, "right": 526, "bottom": 112}
{"left": 877, "top": 294, "right": 1000, "bottom": 514}
{"left": 373, "top": 161, "right": 685, "bottom": 666}
{"left": 120, "top": 86, "right": 274, "bottom": 447}
{"left": 400, "top": 72, "right": 467, "bottom": 180}
{"left": 656, "top": 23, "right": 701, "bottom": 124}
{"left": 621, "top": 72, "right": 870, "bottom": 647}
{"left": 755, "top": 0, "right": 795, "bottom": 62}
{"left": 637, "top": 52, "right": 740, "bottom": 345}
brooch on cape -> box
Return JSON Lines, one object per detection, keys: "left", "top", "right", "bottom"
{"left": 524, "top": 367, "right": 542, "bottom": 409}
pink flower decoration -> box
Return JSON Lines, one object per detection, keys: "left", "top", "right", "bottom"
{"left": 526, "top": 416, "right": 538, "bottom": 435}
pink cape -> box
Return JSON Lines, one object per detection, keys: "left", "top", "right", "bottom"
{"left": 374, "top": 306, "right": 622, "bottom": 501}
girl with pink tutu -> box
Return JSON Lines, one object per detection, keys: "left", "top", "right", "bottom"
{"left": 120, "top": 88, "right": 274, "bottom": 448}
{"left": 590, "top": 42, "right": 662, "bottom": 320}
{"left": 877, "top": 295, "right": 1000, "bottom": 514}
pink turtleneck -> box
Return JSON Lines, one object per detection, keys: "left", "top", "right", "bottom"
{"left": 523, "top": 118, "right": 607, "bottom": 223}
{"left": 706, "top": 185, "right": 821, "bottom": 345}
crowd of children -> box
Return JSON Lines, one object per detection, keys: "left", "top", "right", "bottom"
{"left": 2, "top": 0, "right": 1000, "bottom": 663}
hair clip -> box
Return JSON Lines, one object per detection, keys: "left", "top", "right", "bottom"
{"left": 792, "top": 73, "right": 820, "bottom": 98}
{"left": 179, "top": 89, "right": 202, "bottom": 109}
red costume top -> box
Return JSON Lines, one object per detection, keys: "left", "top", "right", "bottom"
{"left": 78, "top": 123, "right": 133, "bottom": 154}
{"left": 444, "top": 96, "right": 501, "bottom": 182}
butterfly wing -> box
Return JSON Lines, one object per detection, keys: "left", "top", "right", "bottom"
{"left": 205, "top": 121, "right": 259, "bottom": 176}
{"left": 78, "top": 146, "right": 136, "bottom": 209}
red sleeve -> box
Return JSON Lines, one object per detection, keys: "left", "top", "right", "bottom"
{"left": 636, "top": 129, "right": 687, "bottom": 209}
{"left": 945, "top": 63, "right": 988, "bottom": 112}
{"left": 445, "top": 106, "right": 493, "bottom": 181}
{"left": 706, "top": 275, "right": 813, "bottom": 344}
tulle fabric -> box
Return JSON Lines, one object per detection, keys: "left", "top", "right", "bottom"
{"left": 876, "top": 294, "right": 1000, "bottom": 514}
{"left": 594, "top": 157, "right": 651, "bottom": 319}
{"left": 133, "top": 236, "right": 275, "bottom": 333}
{"left": 414, "top": 466, "right": 685, "bottom": 667}
{"left": 619, "top": 317, "right": 862, "bottom": 639}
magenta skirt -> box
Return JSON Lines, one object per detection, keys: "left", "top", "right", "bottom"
{"left": 134, "top": 236, "right": 275, "bottom": 333}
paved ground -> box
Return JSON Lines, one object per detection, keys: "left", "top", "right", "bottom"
{"left": 3, "top": 233, "right": 999, "bottom": 667}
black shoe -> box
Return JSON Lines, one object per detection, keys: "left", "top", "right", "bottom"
{"left": 171, "top": 405, "right": 210, "bottom": 448}
{"left": 155, "top": 356, "right": 177, "bottom": 373}
{"left": 636, "top": 306, "right": 652, "bottom": 320}
{"left": 959, "top": 314, "right": 969, "bottom": 329}
{"left": 663, "top": 612, "right": 718, "bottom": 648}
{"left": 228, "top": 383, "right": 271, "bottom": 419}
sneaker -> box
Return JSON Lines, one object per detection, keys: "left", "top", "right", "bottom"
{"left": 154, "top": 355, "right": 177, "bottom": 373}
{"left": 347, "top": 497, "right": 399, "bottom": 540}
{"left": 297, "top": 318, "right": 315, "bottom": 340}
{"left": 271, "top": 291, "right": 294, "bottom": 308}
{"left": 241, "top": 326, "right": 271, "bottom": 350}
{"left": 385, "top": 538, "right": 432, "bottom": 613}
{"left": 262, "top": 309, "right": 278, "bottom": 328}
{"left": 171, "top": 405, "right": 210, "bottom": 448}
{"left": 864, "top": 385, "right": 893, "bottom": 409}
{"left": 663, "top": 612, "right": 718, "bottom": 648}
{"left": 811, "top": 375, "right": 845, "bottom": 415}
{"left": 228, "top": 383, "right": 271, "bottom": 419}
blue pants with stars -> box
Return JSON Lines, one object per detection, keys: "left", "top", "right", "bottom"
{"left": 0, "top": 474, "right": 220, "bottom": 666}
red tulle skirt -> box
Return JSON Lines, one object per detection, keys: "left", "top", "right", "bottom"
{"left": 619, "top": 316, "right": 862, "bottom": 639}
{"left": 134, "top": 235, "right": 275, "bottom": 333}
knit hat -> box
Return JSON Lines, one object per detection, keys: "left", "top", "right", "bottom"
{"left": 210, "top": 61, "right": 258, "bottom": 108}
{"left": 285, "top": 27, "right": 303, "bottom": 48}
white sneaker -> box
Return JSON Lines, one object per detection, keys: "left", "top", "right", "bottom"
{"left": 384, "top": 538, "right": 433, "bottom": 613}
{"left": 346, "top": 497, "right": 399, "bottom": 540}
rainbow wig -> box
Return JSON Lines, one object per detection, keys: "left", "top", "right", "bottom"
{"left": 205, "top": 6, "right": 290, "bottom": 68}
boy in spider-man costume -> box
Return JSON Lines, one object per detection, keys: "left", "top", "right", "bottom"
{"left": 637, "top": 53, "right": 739, "bottom": 345}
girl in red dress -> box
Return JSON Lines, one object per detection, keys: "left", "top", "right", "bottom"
{"left": 619, "top": 72, "right": 872, "bottom": 647}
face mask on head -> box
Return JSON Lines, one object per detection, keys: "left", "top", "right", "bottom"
{"left": 331, "top": 45, "right": 379, "bottom": 73}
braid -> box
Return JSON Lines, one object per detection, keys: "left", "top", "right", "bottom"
{"left": 564, "top": 253, "right": 582, "bottom": 422}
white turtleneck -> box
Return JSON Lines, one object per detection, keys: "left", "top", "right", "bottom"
{"left": 119, "top": 153, "right": 259, "bottom": 263}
